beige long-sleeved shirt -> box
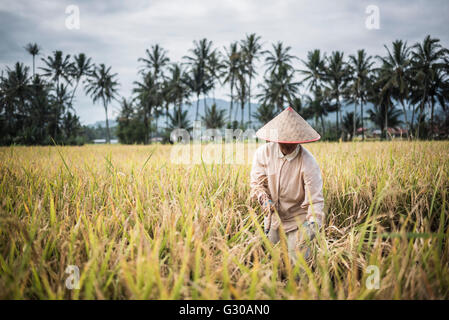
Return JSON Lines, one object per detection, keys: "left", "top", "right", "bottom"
{"left": 250, "top": 142, "right": 325, "bottom": 233}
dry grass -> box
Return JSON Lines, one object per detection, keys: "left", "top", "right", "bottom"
{"left": 0, "top": 141, "right": 448, "bottom": 299}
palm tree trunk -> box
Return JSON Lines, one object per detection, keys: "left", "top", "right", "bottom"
{"left": 361, "top": 101, "right": 364, "bottom": 141}
{"left": 248, "top": 76, "right": 252, "bottom": 128}
{"left": 178, "top": 99, "right": 182, "bottom": 128}
{"left": 336, "top": 95, "right": 340, "bottom": 137}
{"left": 103, "top": 99, "right": 111, "bottom": 144}
{"left": 353, "top": 103, "right": 357, "bottom": 140}
{"left": 234, "top": 101, "right": 239, "bottom": 124}
{"left": 32, "top": 55, "right": 35, "bottom": 78}
{"left": 143, "top": 111, "right": 149, "bottom": 144}
{"left": 321, "top": 115, "right": 325, "bottom": 136}
{"left": 384, "top": 101, "right": 389, "bottom": 141}
{"left": 229, "top": 82, "right": 234, "bottom": 124}
{"left": 241, "top": 99, "right": 244, "bottom": 128}
{"left": 430, "top": 102, "right": 435, "bottom": 138}
{"left": 69, "top": 79, "right": 80, "bottom": 108}
{"left": 195, "top": 93, "right": 200, "bottom": 121}
{"left": 399, "top": 100, "right": 410, "bottom": 139}
{"left": 411, "top": 104, "right": 417, "bottom": 139}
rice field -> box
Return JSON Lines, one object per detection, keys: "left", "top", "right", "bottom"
{"left": 0, "top": 141, "right": 448, "bottom": 299}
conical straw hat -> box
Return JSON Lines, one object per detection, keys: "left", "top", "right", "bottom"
{"left": 256, "top": 107, "right": 321, "bottom": 143}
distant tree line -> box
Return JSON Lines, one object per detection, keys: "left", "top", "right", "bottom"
{"left": 118, "top": 34, "right": 449, "bottom": 143}
{"left": 1, "top": 34, "right": 448, "bottom": 145}
{"left": 0, "top": 45, "right": 119, "bottom": 145}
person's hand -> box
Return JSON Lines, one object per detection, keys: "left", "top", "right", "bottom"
{"left": 259, "top": 194, "right": 275, "bottom": 215}
{"left": 302, "top": 221, "right": 317, "bottom": 241}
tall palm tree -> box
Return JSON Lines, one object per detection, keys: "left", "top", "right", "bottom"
{"left": 263, "top": 41, "right": 296, "bottom": 76}
{"left": 222, "top": 42, "right": 240, "bottom": 124}
{"left": 69, "top": 53, "right": 93, "bottom": 108}
{"left": 168, "top": 63, "right": 190, "bottom": 128}
{"left": 235, "top": 58, "right": 248, "bottom": 128}
{"left": 184, "top": 38, "right": 216, "bottom": 120}
{"left": 86, "top": 64, "right": 119, "bottom": 143}
{"left": 369, "top": 70, "right": 396, "bottom": 140}
{"left": 206, "top": 50, "right": 224, "bottom": 106}
{"left": 184, "top": 66, "right": 203, "bottom": 122}
{"left": 260, "top": 42, "right": 299, "bottom": 112}
{"left": 258, "top": 64, "right": 300, "bottom": 113}
{"left": 303, "top": 87, "right": 335, "bottom": 135}
{"left": 40, "top": 50, "right": 73, "bottom": 88}
{"left": 376, "top": 40, "right": 412, "bottom": 138}
{"left": 138, "top": 44, "right": 170, "bottom": 80}
{"left": 241, "top": 33, "right": 262, "bottom": 128}
{"left": 410, "top": 35, "right": 447, "bottom": 138}
{"left": 345, "top": 49, "right": 374, "bottom": 140}
{"left": 1, "top": 62, "right": 30, "bottom": 118}
{"left": 138, "top": 44, "right": 170, "bottom": 128}
{"left": 133, "top": 72, "right": 159, "bottom": 143}
{"left": 299, "top": 49, "right": 327, "bottom": 93}
{"left": 24, "top": 43, "right": 40, "bottom": 78}
{"left": 324, "top": 51, "right": 349, "bottom": 138}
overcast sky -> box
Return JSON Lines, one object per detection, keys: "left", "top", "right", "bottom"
{"left": 1, "top": 0, "right": 448, "bottom": 125}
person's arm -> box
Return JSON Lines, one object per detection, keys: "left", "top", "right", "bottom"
{"left": 302, "top": 154, "right": 325, "bottom": 228}
{"left": 250, "top": 146, "right": 273, "bottom": 211}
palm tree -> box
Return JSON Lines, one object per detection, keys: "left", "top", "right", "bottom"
{"left": 184, "top": 38, "right": 216, "bottom": 120}
{"left": 300, "top": 49, "right": 327, "bottom": 93}
{"left": 168, "top": 63, "right": 190, "bottom": 128}
{"left": 376, "top": 40, "right": 412, "bottom": 138}
{"left": 138, "top": 44, "right": 170, "bottom": 80}
{"left": 133, "top": 72, "right": 159, "bottom": 143}
{"left": 202, "top": 103, "right": 226, "bottom": 129}
{"left": 1, "top": 62, "right": 31, "bottom": 121}
{"left": 410, "top": 35, "right": 448, "bottom": 138}
{"left": 184, "top": 66, "right": 203, "bottom": 122}
{"left": 235, "top": 54, "right": 249, "bottom": 127}
{"left": 258, "top": 64, "right": 300, "bottom": 113}
{"left": 24, "top": 43, "right": 40, "bottom": 78}
{"left": 40, "top": 50, "right": 73, "bottom": 88}
{"left": 342, "top": 112, "right": 361, "bottom": 141}
{"left": 138, "top": 44, "right": 170, "bottom": 128}
{"left": 263, "top": 41, "right": 296, "bottom": 76}
{"left": 303, "top": 87, "right": 335, "bottom": 135}
{"left": 241, "top": 33, "right": 262, "bottom": 128}
{"left": 206, "top": 50, "right": 224, "bottom": 106}
{"left": 345, "top": 49, "right": 374, "bottom": 140}
{"left": 167, "top": 109, "right": 191, "bottom": 131}
{"left": 50, "top": 82, "right": 72, "bottom": 138}
{"left": 222, "top": 42, "right": 240, "bottom": 124}
{"left": 69, "top": 53, "right": 93, "bottom": 107}
{"left": 86, "top": 64, "right": 119, "bottom": 143}
{"left": 367, "top": 102, "right": 403, "bottom": 137}
{"left": 41, "top": 51, "right": 75, "bottom": 138}
{"left": 324, "top": 51, "right": 349, "bottom": 138}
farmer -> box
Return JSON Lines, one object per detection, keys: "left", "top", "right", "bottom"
{"left": 250, "top": 107, "right": 325, "bottom": 263}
